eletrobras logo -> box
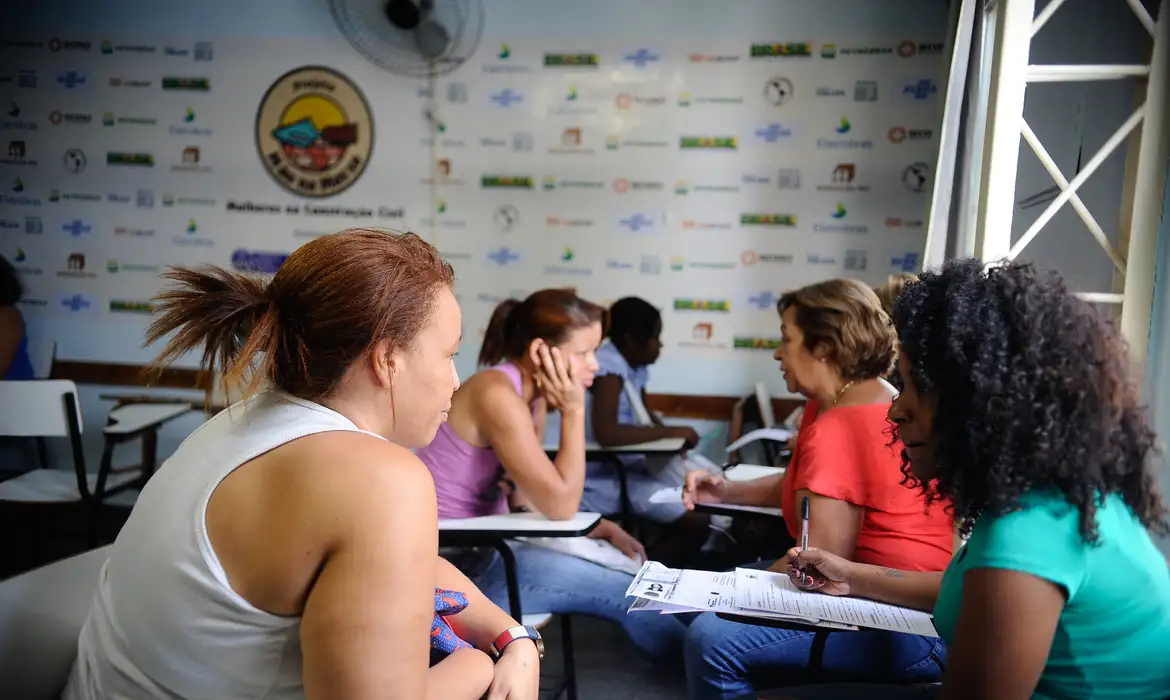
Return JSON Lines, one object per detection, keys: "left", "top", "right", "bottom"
{"left": 224, "top": 200, "right": 405, "bottom": 220}
{"left": 255, "top": 66, "right": 373, "bottom": 199}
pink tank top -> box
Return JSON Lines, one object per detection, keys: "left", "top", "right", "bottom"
{"left": 417, "top": 363, "right": 532, "bottom": 519}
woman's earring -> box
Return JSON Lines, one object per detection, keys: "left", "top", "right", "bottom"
{"left": 535, "top": 375, "right": 543, "bottom": 391}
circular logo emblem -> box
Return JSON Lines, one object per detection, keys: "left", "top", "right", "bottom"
{"left": 48, "top": 38, "right": 62, "bottom": 52}
{"left": 898, "top": 40, "right": 917, "bottom": 58}
{"left": 740, "top": 251, "right": 758, "bottom": 266}
{"left": 764, "top": 77, "right": 794, "bottom": 106}
{"left": 255, "top": 66, "right": 373, "bottom": 199}
{"left": 613, "top": 178, "right": 630, "bottom": 194}
{"left": 903, "top": 162, "right": 930, "bottom": 192}
{"left": 494, "top": 204, "right": 519, "bottom": 232}
{"left": 63, "top": 148, "right": 86, "bottom": 173}
{"left": 888, "top": 126, "right": 907, "bottom": 143}
{"left": 615, "top": 93, "right": 632, "bottom": 109}
{"left": 49, "top": 111, "right": 63, "bottom": 125}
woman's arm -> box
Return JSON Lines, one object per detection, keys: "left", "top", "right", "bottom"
{"left": 427, "top": 649, "right": 494, "bottom": 700}
{"left": 300, "top": 446, "right": 439, "bottom": 700}
{"left": 435, "top": 556, "right": 518, "bottom": 649}
{"left": 0, "top": 307, "right": 24, "bottom": 377}
{"left": 790, "top": 488, "right": 862, "bottom": 559}
{"left": 783, "top": 547, "right": 943, "bottom": 613}
{"left": 477, "top": 376, "right": 584, "bottom": 520}
{"left": 939, "top": 568, "right": 1064, "bottom": 700}
{"left": 435, "top": 557, "right": 541, "bottom": 700}
{"left": 849, "top": 563, "right": 943, "bottom": 612}
{"left": 591, "top": 375, "right": 670, "bottom": 446}
{"left": 722, "top": 472, "right": 785, "bottom": 506}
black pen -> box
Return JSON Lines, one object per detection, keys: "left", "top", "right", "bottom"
{"left": 799, "top": 496, "right": 810, "bottom": 584}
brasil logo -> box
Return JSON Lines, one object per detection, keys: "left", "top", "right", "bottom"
{"left": 255, "top": 65, "right": 373, "bottom": 199}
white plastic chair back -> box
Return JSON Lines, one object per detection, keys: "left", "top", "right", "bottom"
{"left": 0, "top": 380, "right": 82, "bottom": 437}
{"left": 25, "top": 336, "right": 56, "bottom": 379}
{"left": 754, "top": 382, "right": 776, "bottom": 429}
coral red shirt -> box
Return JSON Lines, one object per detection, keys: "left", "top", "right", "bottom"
{"left": 780, "top": 400, "right": 954, "bottom": 571}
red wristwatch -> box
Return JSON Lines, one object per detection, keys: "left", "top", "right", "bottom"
{"left": 489, "top": 625, "right": 544, "bottom": 660}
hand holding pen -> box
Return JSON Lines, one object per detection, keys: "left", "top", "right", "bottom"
{"left": 799, "top": 496, "right": 810, "bottom": 584}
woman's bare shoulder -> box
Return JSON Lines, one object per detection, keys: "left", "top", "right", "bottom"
{"left": 278, "top": 432, "right": 437, "bottom": 522}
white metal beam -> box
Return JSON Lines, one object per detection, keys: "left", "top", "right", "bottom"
{"left": 1026, "top": 64, "right": 1150, "bottom": 81}
{"left": 1010, "top": 106, "right": 1146, "bottom": 259}
{"left": 974, "top": 0, "right": 1036, "bottom": 264}
{"left": 1076, "top": 292, "right": 1126, "bottom": 304}
{"left": 1120, "top": 0, "right": 1170, "bottom": 372}
{"left": 1019, "top": 121, "right": 1127, "bottom": 274}
{"left": 972, "top": 0, "right": 1166, "bottom": 374}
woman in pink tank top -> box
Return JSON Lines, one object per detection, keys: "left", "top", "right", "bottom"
{"left": 416, "top": 289, "right": 687, "bottom": 662}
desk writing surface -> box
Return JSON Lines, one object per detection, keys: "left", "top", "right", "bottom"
{"left": 725, "top": 464, "right": 785, "bottom": 482}
{"left": 696, "top": 503, "right": 784, "bottom": 518}
{"left": 543, "top": 437, "right": 686, "bottom": 454}
{"left": 439, "top": 511, "right": 601, "bottom": 533}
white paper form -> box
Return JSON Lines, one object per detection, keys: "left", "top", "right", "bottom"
{"left": 648, "top": 486, "right": 683, "bottom": 504}
{"left": 625, "top": 561, "right": 738, "bottom": 612}
{"left": 735, "top": 568, "right": 939, "bottom": 637}
{"left": 725, "top": 427, "right": 794, "bottom": 454}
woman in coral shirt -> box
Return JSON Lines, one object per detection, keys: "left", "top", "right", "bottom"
{"left": 681, "top": 278, "right": 954, "bottom": 699}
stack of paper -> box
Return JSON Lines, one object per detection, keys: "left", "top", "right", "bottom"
{"left": 624, "top": 561, "right": 938, "bottom": 637}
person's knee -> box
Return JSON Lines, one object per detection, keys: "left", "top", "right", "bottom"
{"left": 684, "top": 613, "right": 731, "bottom": 672}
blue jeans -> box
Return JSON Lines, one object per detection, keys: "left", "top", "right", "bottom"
{"left": 684, "top": 612, "right": 946, "bottom": 699}
{"left": 459, "top": 542, "right": 687, "bottom": 662}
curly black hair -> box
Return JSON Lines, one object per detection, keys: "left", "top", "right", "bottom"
{"left": 891, "top": 258, "right": 1168, "bottom": 543}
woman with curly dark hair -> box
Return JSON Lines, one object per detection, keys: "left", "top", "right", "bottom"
{"left": 775, "top": 259, "right": 1170, "bottom": 700}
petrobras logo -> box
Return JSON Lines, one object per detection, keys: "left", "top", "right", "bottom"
{"left": 230, "top": 248, "right": 289, "bottom": 274}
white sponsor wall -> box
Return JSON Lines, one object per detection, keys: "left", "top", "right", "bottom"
{"left": 0, "top": 28, "right": 945, "bottom": 395}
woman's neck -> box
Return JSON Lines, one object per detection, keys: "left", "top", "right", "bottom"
{"left": 812, "top": 377, "right": 888, "bottom": 409}
{"left": 508, "top": 358, "right": 539, "bottom": 403}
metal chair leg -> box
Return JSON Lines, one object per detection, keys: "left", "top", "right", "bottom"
{"left": 562, "top": 615, "right": 577, "bottom": 700}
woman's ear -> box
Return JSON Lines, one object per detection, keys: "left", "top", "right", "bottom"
{"left": 526, "top": 338, "right": 545, "bottom": 368}
{"left": 811, "top": 342, "right": 833, "bottom": 364}
{"left": 371, "top": 339, "right": 396, "bottom": 389}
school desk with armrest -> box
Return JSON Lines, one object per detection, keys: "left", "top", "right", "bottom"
{"left": 543, "top": 438, "right": 686, "bottom": 527}
{"left": 693, "top": 464, "right": 786, "bottom": 520}
{"left": 439, "top": 511, "right": 601, "bottom": 700}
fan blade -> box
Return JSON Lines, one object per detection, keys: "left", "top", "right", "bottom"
{"left": 414, "top": 20, "right": 451, "bottom": 59}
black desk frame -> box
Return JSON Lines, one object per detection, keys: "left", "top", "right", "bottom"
{"left": 439, "top": 518, "right": 601, "bottom": 700}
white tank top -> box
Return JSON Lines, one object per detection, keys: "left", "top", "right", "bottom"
{"left": 64, "top": 391, "right": 384, "bottom": 700}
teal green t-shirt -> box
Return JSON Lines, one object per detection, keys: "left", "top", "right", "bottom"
{"left": 933, "top": 492, "right": 1170, "bottom": 699}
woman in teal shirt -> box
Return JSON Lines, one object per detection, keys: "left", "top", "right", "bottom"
{"left": 776, "top": 260, "right": 1170, "bottom": 700}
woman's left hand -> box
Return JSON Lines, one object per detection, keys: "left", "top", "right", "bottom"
{"left": 588, "top": 519, "right": 647, "bottom": 561}
{"left": 486, "top": 640, "right": 540, "bottom": 700}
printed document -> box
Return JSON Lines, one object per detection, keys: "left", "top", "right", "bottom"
{"left": 735, "top": 568, "right": 938, "bottom": 637}
{"left": 625, "top": 561, "right": 936, "bottom": 636}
